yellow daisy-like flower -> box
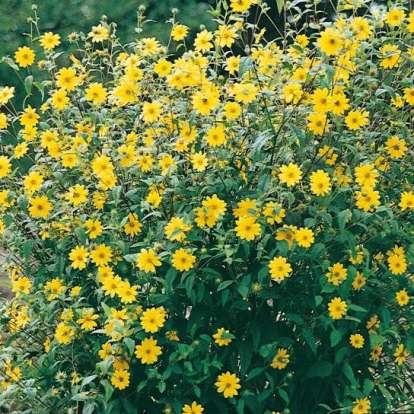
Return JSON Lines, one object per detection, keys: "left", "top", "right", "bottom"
{"left": 328, "top": 297, "right": 347, "bottom": 320}
{"left": 137, "top": 248, "right": 161, "bottom": 273}
{"left": 235, "top": 216, "right": 261, "bottom": 241}
{"left": 309, "top": 169, "right": 331, "bottom": 196}
{"left": 14, "top": 46, "right": 35, "bottom": 67}
{"left": 215, "top": 371, "right": 241, "bottom": 398}
{"left": 271, "top": 348, "right": 290, "bottom": 370}
{"left": 140, "top": 307, "right": 166, "bottom": 333}
{"left": 278, "top": 163, "right": 302, "bottom": 187}
{"left": 213, "top": 328, "right": 234, "bottom": 347}
{"left": 110, "top": 369, "right": 130, "bottom": 390}
{"left": 349, "top": 333, "right": 364, "bottom": 349}
{"left": 394, "top": 344, "right": 409, "bottom": 365}
{"left": 69, "top": 246, "right": 89, "bottom": 270}
{"left": 135, "top": 337, "right": 162, "bottom": 364}
{"left": 39, "top": 32, "right": 61, "bottom": 50}
{"left": 182, "top": 401, "right": 204, "bottom": 414}
{"left": 171, "top": 248, "right": 196, "bottom": 272}
{"left": 269, "top": 256, "right": 292, "bottom": 281}
{"left": 396, "top": 289, "right": 409, "bottom": 306}
{"left": 90, "top": 244, "right": 113, "bottom": 267}
{"left": 352, "top": 397, "right": 371, "bottom": 414}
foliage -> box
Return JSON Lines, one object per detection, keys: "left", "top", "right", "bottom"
{"left": 0, "top": 0, "right": 414, "bottom": 413}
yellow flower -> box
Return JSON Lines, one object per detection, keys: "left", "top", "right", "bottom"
{"left": 142, "top": 101, "right": 163, "bottom": 124}
{"left": 55, "top": 322, "right": 75, "bottom": 344}
{"left": 309, "top": 169, "right": 331, "bottom": 196}
{"left": 379, "top": 44, "right": 401, "bottom": 69}
{"left": 14, "top": 142, "right": 28, "bottom": 159}
{"left": 171, "top": 24, "right": 189, "bottom": 41}
{"left": 399, "top": 191, "right": 414, "bottom": 211}
{"left": 0, "top": 86, "right": 15, "bottom": 105}
{"left": 76, "top": 308, "right": 99, "bottom": 331}
{"left": 352, "top": 272, "right": 366, "bottom": 290}
{"left": 182, "top": 401, "right": 204, "bottom": 414}
{"left": 271, "top": 348, "right": 290, "bottom": 370}
{"left": 396, "top": 289, "right": 409, "bottom": 307}
{"left": 269, "top": 256, "right": 292, "bottom": 281}
{"left": 352, "top": 397, "right": 371, "bottom": 414}
{"left": 14, "top": 46, "right": 35, "bottom": 67}
{"left": 278, "top": 163, "right": 302, "bottom": 187}
{"left": 385, "top": 8, "right": 405, "bottom": 27}
{"left": 317, "top": 28, "right": 343, "bottom": 56}
{"left": 224, "top": 101, "right": 242, "bottom": 119}
{"left": 69, "top": 246, "right": 89, "bottom": 270}
{"left": 39, "top": 32, "right": 61, "bottom": 50}
{"left": 117, "top": 280, "right": 139, "bottom": 304}
{"left": 349, "top": 333, "right": 364, "bottom": 349}
{"left": 235, "top": 216, "right": 261, "bottom": 241}
{"left": 215, "top": 371, "right": 241, "bottom": 398}
{"left": 124, "top": 213, "right": 142, "bottom": 236}
{"left": 394, "top": 344, "right": 409, "bottom": 365}
{"left": 111, "top": 369, "right": 130, "bottom": 390}
{"left": 23, "top": 171, "right": 44, "bottom": 195}
{"left": 385, "top": 136, "right": 407, "bottom": 159}
{"left": 171, "top": 248, "right": 196, "bottom": 272}
{"left": 165, "top": 216, "right": 191, "bottom": 242}
{"left": 370, "top": 345, "right": 382, "bottom": 362}
{"left": 191, "top": 152, "right": 209, "bottom": 172}
{"left": 88, "top": 24, "right": 109, "bottom": 42}
{"left": 205, "top": 125, "right": 226, "bottom": 147}
{"left": 345, "top": 110, "right": 369, "bottom": 130}
{"left": 295, "top": 227, "right": 314, "bottom": 248}
{"left": 355, "top": 188, "right": 381, "bottom": 212}
{"left": 194, "top": 30, "right": 214, "bottom": 53}
{"left": 85, "top": 219, "right": 103, "bottom": 239}
{"left": 231, "top": 82, "right": 259, "bottom": 104}
{"left": 65, "top": 184, "right": 89, "bottom": 206}
{"left": 90, "top": 244, "right": 113, "bottom": 267}
{"left": 308, "top": 112, "right": 328, "bottom": 135}
{"left": 328, "top": 297, "right": 347, "bottom": 320}
{"left": 137, "top": 249, "right": 162, "bottom": 273}
{"left": 135, "top": 337, "right": 162, "bottom": 364}
{"left": 56, "top": 67, "right": 79, "bottom": 91}
{"left": 28, "top": 196, "right": 52, "bottom": 219}
{"left": 140, "top": 307, "right": 166, "bottom": 333}
{"left": 85, "top": 82, "right": 107, "bottom": 105}
{"left": 19, "top": 105, "right": 39, "bottom": 128}
{"left": 192, "top": 88, "right": 220, "bottom": 116}
{"left": 213, "top": 328, "right": 234, "bottom": 347}
{"left": 387, "top": 254, "right": 407, "bottom": 275}
{"left": 230, "top": 0, "right": 253, "bottom": 12}
{"left": 215, "top": 25, "right": 238, "bottom": 48}
{"left": 326, "top": 263, "right": 347, "bottom": 286}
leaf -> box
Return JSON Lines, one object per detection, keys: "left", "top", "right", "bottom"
{"left": 369, "top": 334, "right": 387, "bottom": 348}
{"left": 307, "top": 360, "right": 333, "bottom": 378}
{"left": 276, "top": 0, "right": 285, "bottom": 14}
{"left": 239, "top": 56, "right": 253, "bottom": 78}
{"left": 347, "top": 304, "right": 367, "bottom": 313}
{"left": 82, "top": 402, "right": 95, "bottom": 414}
{"left": 342, "top": 362, "right": 357, "bottom": 385}
{"left": 363, "top": 378, "right": 375, "bottom": 395}
{"left": 81, "top": 374, "right": 98, "bottom": 388}
{"left": 24, "top": 75, "right": 33, "bottom": 96}
{"left": 302, "top": 329, "right": 317, "bottom": 354}
{"left": 278, "top": 388, "right": 289, "bottom": 405}
{"left": 246, "top": 367, "right": 264, "bottom": 381}
{"left": 330, "top": 330, "right": 342, "bottom": 347}
{"left": 123, "top": 338, "right": 135, "bottom": 356}
{"left": 217, "top": 280, "right": 233, "bottom": 291}
{"left": 238, "top": 340, "right": 253, "bottom": 376}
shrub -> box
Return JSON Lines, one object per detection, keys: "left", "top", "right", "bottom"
{"left": 0, "top": 0, "right": 413, "bottom": 413}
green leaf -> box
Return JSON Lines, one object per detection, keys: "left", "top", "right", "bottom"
{"left": 24, "top": 75, "right": 33, "bottom": 96}
{"left": 369, "top": 334, "right": 387, "bottom": 348}
{"left": 276, "top": 0, "right": 285, "bottom": 15}
{"left": 315, "top": 296, "right": 323, "bottom": 306}
{"left": 246, "top": 367, "right": 264, "bottom": 381}
{"left": 342, "top": 362, "right": 357, "bottom": 385}
{"left": 278, "top": 388, "right": 289, "bottom": 405}
{"left": 81, "top": 374, "right": 98, "bottom": 388}
{"left": 348, "top": 304, "right": 367, "bottom": 313}
{"left": 239, "top": 56, "right": 253, "bottom": 78}
{"left": 158, "top": 380, "right": 166, "bottom": 393}
{"left": 330, "top": 330, "right": 342, "bottom": 347}
{"left": 82, "top": 402, "right": 95, "bottom": 414}
{"left": 123, "top": 338, "right": 135, "bottom": 356}
{"left": 217, "top": 280, "right": 233, "bottom": 291}
{"left": 239, "top": 340, "right": 253, "bottom": 376}
{"left": 100, "top": 379, "right": 113, "bottom": 403}
{"left": 363, "top": 378, "right": 375, "bottom": 395}
{"left": 302, "top": 329, "right": 317, "bottom": 354}
{"left": 23, "top": 240, "right": 36, "bottom": 261}
{"left": 307, "top": 360, "right": 333, "bottom": 378}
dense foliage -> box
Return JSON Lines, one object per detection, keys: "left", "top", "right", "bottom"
{"left": 0, "top": 0, "right": 414, "bottom": 413}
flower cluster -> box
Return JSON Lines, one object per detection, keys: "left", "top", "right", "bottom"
{"left": 0, "top": 0, "right": 413, "bottom": 413}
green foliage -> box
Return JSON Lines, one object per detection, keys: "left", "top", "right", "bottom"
{"left": 0, "top": 0, "right": 414, "bottom": 413}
